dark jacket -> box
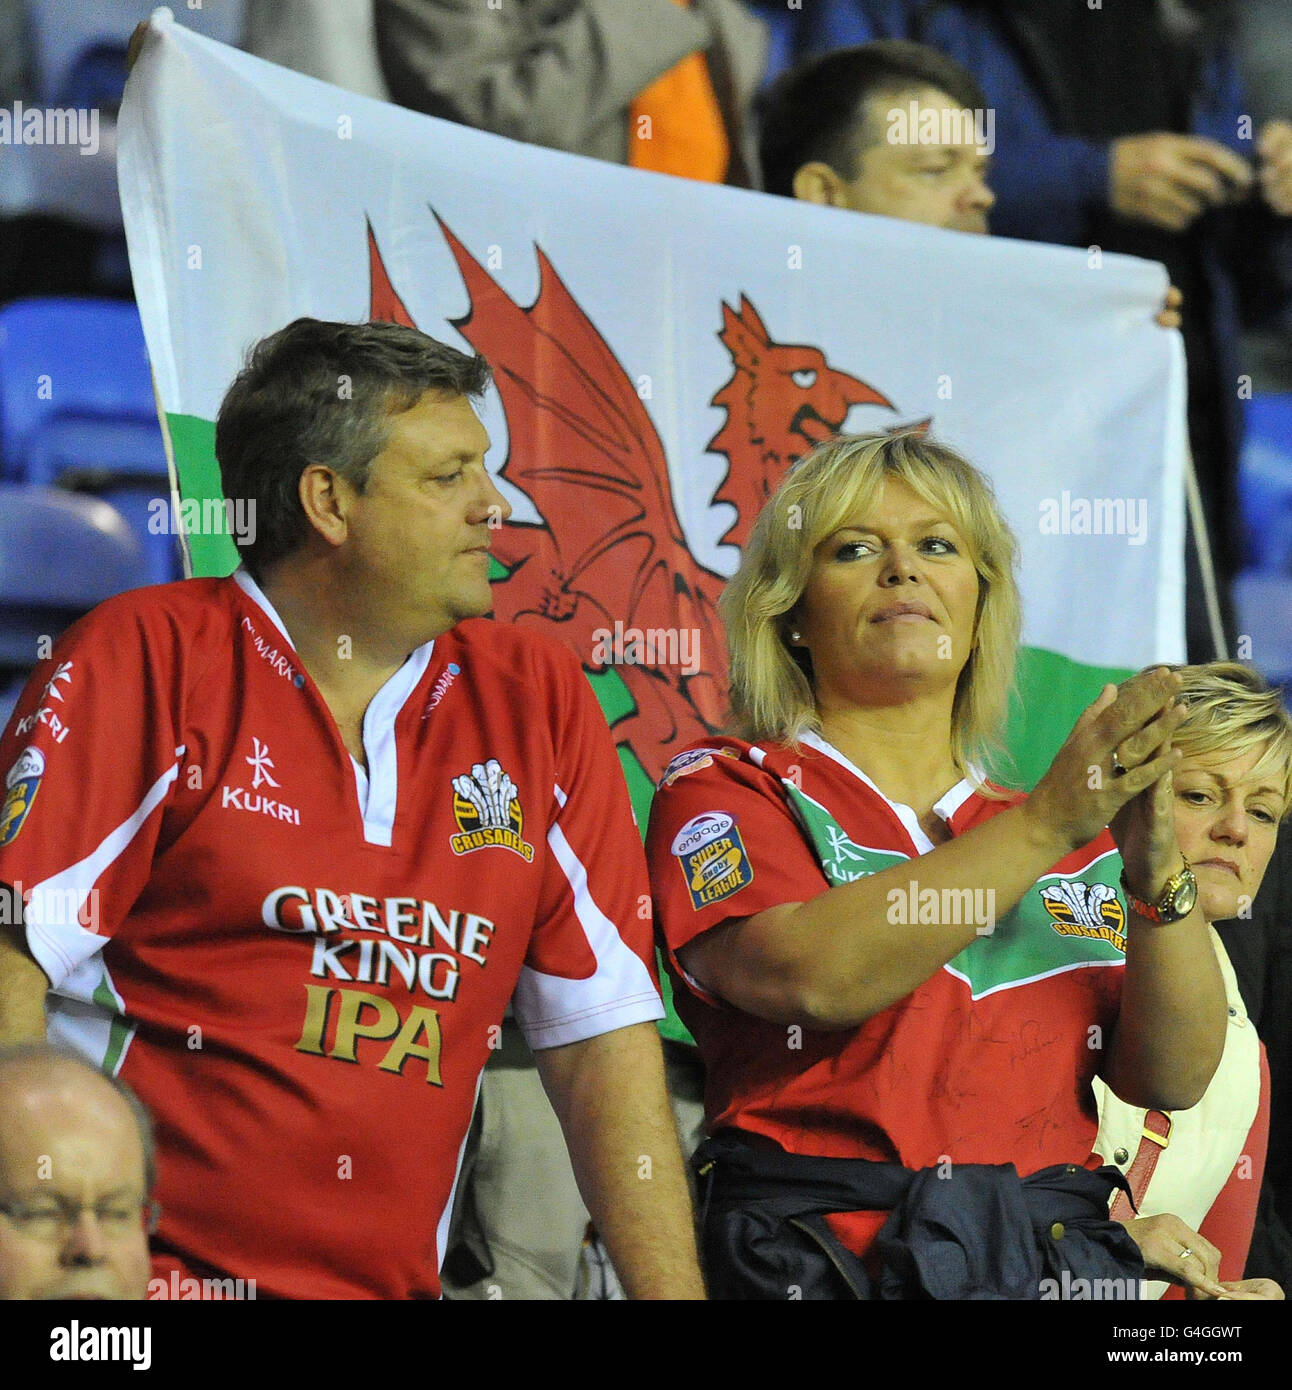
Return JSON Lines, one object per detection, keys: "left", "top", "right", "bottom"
{"left": 695, "top": 1130, "right": 1147, "bottom": 1300}
{"left": 1217, "top": 823, "right": 1292, "bottom": 1286}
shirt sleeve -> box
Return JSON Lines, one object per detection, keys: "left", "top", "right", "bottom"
{"left": 510, "top": 644, "right": 663, "bottom": 1051}
{"left": 0, "top": 597, "right": 184, "bottom": 994}
{"left": 645, "top": 747, "right": 829, "bottom": 1003}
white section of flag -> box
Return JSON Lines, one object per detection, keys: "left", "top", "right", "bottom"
{"left": 118, "top": 9, "right": 1186, "bottom": 670}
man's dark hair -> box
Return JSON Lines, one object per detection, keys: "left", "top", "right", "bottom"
{"left": 758, "top": 40, "right": 990, "bottom": 198}
{"left": 215, "top": 318, "right": 492, "bottom": 578}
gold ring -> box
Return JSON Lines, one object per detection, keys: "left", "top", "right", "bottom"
{"left": 1111, "top": 748, "right": 1128, "bottom": 778}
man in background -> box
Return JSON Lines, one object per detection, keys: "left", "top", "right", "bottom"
{"left": 799, "top": 0, "right": 1292, "bottom": 660}
{"left": 760, "top": 39, "right": 994, "bottom": 234}
{"left": 0, "top": 1045, "right": 152, "bottom": 1301}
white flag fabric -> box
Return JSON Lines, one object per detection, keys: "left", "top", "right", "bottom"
{"left": 118, "top": 8, "right": 1186, "bottom": 803}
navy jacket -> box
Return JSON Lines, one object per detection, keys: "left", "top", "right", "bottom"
{"left": 695, "top": 1130, "right": 1147, "bottom": 1300}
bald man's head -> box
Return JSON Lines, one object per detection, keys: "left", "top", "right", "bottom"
{"left": 0, "top": 1046, "right": 153, "bottom": 1300}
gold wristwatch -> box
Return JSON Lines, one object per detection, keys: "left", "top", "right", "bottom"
{"left": 1119, "top": 858, "right": 1198, "bottom": 924}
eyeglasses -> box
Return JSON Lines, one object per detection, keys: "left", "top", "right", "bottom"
{"left": 0, "top": 1196, "right": 161, "bottom": 1240}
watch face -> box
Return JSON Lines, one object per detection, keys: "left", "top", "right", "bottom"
{"left": 1173, "top": 875, "right": 1198, "bottom": 918}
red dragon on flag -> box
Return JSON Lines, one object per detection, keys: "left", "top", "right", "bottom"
{"left": 707, "top": 297, "right": 894, "bottom": 549}
{"left": 367, "top": 218, "right": 897, "bottom": 784}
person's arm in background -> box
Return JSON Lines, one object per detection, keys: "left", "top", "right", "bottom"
{"left": 514, "top": 640, "right": 703, "bottom": 1298}
{"left": 373, "top": 0, "right": 705, "bottom": 155}
{"left": 1200, "top": 42, "right": 1292, "bottom": 337}
{"left": 0, "top": 898, "right": 47, "bottom": 1043}
{"left": 536, "top": 1023, "right": 704, "bottom": 1299}
{"left": 1196, "top": 40, "right": 1292, "bottom": 219}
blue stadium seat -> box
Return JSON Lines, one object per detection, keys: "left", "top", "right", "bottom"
{"left": 1239, "top": 393, "right": 1292, "bottom": 572}
{"left": 24, "top": 414, "right": 167, "bottom": 489}
{"left": 0, "top": 483, "right": 150, "bottom": 683}
{"left": 0, "top": 298, "right": 180, "bottom": 582}
{"left": 0, "top": 298, "right": 165, "bottom": 481}
{"left": 55, "top": 40, "right": 131, "bottom": 112}
{"left": 26, "top": 0, "right": 247, "bottom": 107}
{"left": 1233, "top": 570, "right": 1292, "bottom": 689}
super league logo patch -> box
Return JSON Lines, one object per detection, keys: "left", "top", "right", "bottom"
{"left": 450, "top": 758, "right": 534, "bottom": 861}
{"left": 671, "top": 811, "right": 752, "bottom": 911}
{"left": 0, "top": 746, "right": 44, "bottom": 847}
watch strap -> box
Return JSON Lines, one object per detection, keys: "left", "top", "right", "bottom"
{"left": 1120, "top": 860, "right": 1194, "bottom": 924}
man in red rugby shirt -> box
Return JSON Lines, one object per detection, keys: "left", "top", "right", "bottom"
{"left": 0, "top": 318, "right": 702, "bottom": 1300}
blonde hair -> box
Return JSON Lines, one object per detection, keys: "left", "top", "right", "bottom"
{"left": 721, "top": 430, "right": 1021, "bottom": 786}
{"left": 1170, "top": 662, "right": 1292, "bottom": 818}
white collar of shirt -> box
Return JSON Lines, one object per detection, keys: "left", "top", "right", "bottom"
{"left": 798, "top": 729, "right": 978, "bottom": 855}
{"left": 233, "top": 567, "right": 435, "bottom": 846}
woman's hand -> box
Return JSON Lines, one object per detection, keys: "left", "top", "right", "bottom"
{"left": 1109, "top": 734, "right": 1184, "bottom": 903}
{"left": 1121, "top": 1214, "right": 1226, "bottom": 1298}
{"left": 1119, "top": 1215, "right": 1283, "bottom": 1298}
{"left": 1027, "top": 669, "right": 1185, "bottom": 855}
{"left": 1210, "top": 1279, "right": 1284, "bottom": 1300}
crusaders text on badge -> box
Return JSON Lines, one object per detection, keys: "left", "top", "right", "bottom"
{"left": 449, "top": 758, "right": 534, "bottom": 861}
{"left": 1040, "top": 879, "right": 1127, "bottom": 953}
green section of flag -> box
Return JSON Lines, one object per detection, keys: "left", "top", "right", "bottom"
{"left": 1003, "top": 647, "right": 1134, "bottom": 789}
{"left": 583, "top": 670, "right": 696, "bottom": 1044}
{"left": 167, "top": 413, "right": 239, "bottom": 576}
{"left": 654, "top": 950, "right": 690, "bottom": 1045}
{"left": 586, "top": 666, "right": 635, "bottom": 727}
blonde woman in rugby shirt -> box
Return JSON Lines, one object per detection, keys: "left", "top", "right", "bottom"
{"left": 647, "top": 429, "right": 1226, "bottom": 1299}
{"left": 1095, "top": 662, "right": 1290, "bottom": 1300}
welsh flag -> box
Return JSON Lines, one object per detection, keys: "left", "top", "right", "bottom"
{"left": 118, "top": 13, "right": 1186, "bottom": 832}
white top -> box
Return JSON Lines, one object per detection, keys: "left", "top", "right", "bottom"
{"left": 1091, "top": 927, "right": 1260, "bottom": 1298}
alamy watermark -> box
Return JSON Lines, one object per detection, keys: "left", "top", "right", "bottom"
{"left": 1040, "top": 1270, "right": 1146, "bottom": 1300}
{"left": 0, "top": 881, "right": 100, "bottom": 933}
{"left": 50, "top": 1323, "right": 150, "bottom": 1370}
{"left": 886, "top": 881, "right": 996, "bottom": 936}
{"left": 147, "top": 1271, "right": 258, "bottom": 1300}
{"left": 148, "top": 497, "right": 256, "bottom": 546}
{"left": 1039, "top": 492, "right": 1148, "bottom": 546}
{"left": 590, "top": 622, "right": 700, "bottom": 676}
{"left": 0, "top": 102, "right": 99, "bottom": 156}
{"left": 886, "top": 100, "right": 995, "bottom": 156}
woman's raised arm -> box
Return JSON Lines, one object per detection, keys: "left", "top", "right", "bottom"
{"left": 683, "top": 670, "right": 1189, "bottom": 1031}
